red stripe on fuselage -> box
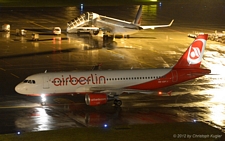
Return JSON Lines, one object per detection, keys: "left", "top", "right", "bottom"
{"left": 126, "top": 68, "right": 210, "bottom": 90}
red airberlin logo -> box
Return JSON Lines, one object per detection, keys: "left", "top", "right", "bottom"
{"left": 187, "top": 39, "right": 205, "bottom": 65}
{"left": 52, "top": 74, "right": 106, "bottom": 86}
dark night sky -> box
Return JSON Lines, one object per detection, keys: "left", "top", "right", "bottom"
{"left": 0, "top": 0, "right": 154, "bottom": 7}
{"left": 0, "top": 0, "right": 224, "bottom": 7}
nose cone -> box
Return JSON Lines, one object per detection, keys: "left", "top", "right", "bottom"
{"left": 15, "top": 84, "right": 24, "bottom": 94}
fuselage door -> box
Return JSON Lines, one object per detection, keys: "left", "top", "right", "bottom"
{"left": 43, "top": 76, "right": 50, "bottom": 89}
{"left": 172, "top": 70, "right": 178, "bottom": 82}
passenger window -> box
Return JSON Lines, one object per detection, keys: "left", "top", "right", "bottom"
{"left": 32, "top": 80, "right": 35, "bottom": 84}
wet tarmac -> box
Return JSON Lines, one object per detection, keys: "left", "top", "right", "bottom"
{"left": 0, "top": 3, "right": 225, "bottom": 135}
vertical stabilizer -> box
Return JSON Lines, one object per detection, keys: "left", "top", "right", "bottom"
{"left": 173, "top": 34, "right": 208, "bottom": 69}
{"left": 133, "top": 5, "right": 142, "bottom": 25}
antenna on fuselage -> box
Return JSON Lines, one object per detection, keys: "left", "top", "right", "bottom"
{"left": 44, "top": 70, "right": 47, "bottom": 73}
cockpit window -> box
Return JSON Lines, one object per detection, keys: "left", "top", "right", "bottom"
{"left": 23, "top": 79, "right": 36, "bottom": 84}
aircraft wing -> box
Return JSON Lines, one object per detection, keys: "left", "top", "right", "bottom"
{"left": 140, "top": 19, "right": 174, "bottom": 30}
{"left": 90, "top": 87, "right": 121, "bottom": 92}
{"left": 75, "top": 27, "right": 100, "bottom": 30}
{"left": 89, "top": 87, "right": 171, "bottom": 96}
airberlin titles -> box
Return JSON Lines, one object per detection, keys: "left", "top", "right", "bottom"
{"left": 52, "top": 74, "right": 106, "bottom": 86}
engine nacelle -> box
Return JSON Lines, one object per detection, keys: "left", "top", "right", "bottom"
{"left": 85, "top": 93, "right": 107, "bottom": 106}
{"left": 92, "top": 30, "right": 99, "bottom": 35}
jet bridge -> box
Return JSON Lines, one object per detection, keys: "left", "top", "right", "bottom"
{"left": 67, "top": 12, "right": 99, "bottom": 33}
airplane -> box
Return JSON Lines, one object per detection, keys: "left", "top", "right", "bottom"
{"left": 66, "top": 5, "right": 174, "bottom": 40}
{"left": 15, "top": 34, "right": 210, "bottom": 106}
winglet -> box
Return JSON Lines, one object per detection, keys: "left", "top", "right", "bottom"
{"left": 169, "top": 19, "right": 174, "bottom": 26}
{"left": 173, "top": 34, "right": 208, "bottom": 69}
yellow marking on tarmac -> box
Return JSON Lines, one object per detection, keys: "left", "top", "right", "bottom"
{"left": 29, "top": 21, "right": 51, "bottom": 30}
{"left": 0, "top": 68, "right": 19, "bottom": 78}
{"left": 11, "top": 73, "right": 19, "bottom": 78}
{"left": 0, "top": 68, "right": 6, "bottom": 71}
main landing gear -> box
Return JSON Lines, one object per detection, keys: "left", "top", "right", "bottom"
{"left": 103, "top": 34, "right": 109, "bottom": 47}
{"left": 103, "top": 34, "right": 118, "bottom": 49}
{"left": 113, "top": 99, "right": 122, "bottom": 107}
{"left": 108, "top": 94, "right": 122, "bottom": 107}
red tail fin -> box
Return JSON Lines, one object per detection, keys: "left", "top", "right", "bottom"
{"left": 173, "top": 34, "right": 208, "bottom": 69}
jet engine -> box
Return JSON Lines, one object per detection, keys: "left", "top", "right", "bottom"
{"left": 92, "top": 30, "right": 99, "bottom": 35}
{"left": 85, "top": 93, "right": 107, "bottom": 106}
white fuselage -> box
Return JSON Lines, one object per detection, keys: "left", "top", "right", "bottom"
{"left": 15, "top": 69, "right": 172, "bottom": 96}
{"left": 95, "top": 15, "right": 140, "bottom": 35}
{"left": 67, "top": 13, "right": 141, "bottom": 35}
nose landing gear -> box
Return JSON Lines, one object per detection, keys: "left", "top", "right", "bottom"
{"left": 40, "top": 94, "right": 46, "bottom": 106}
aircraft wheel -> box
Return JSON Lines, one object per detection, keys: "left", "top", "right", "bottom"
{"left": 41, "top": 102, "right": 46, "bottom": 106}
{"left": 114, "top": 99, "right": 122, "bottom": 106}
{"left": 93, "top": 30, "right": 99, "bottom": 35}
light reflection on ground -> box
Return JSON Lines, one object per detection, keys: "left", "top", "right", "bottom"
{"left": 209, "top": 105, "right": 225, "bottom": 127}
{"left": 191, "top": 41, "right": 225, "bottom": 127}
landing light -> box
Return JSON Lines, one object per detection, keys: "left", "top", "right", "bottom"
{"left": 158, "top": 91, "right": 162, "bottom": 95}
{"left": 104, "top": 124, "right": 108, "bottom": 128}
{"left": 17, "top": 131, "right": 21, "bottom": 135}
{"left": 41, "top": 94, "right": 46, "bottom": 102}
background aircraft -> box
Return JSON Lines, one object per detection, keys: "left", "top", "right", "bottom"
{"left": 67, "top": 5, "right": 174, "bottom": 40}
{"left": 15, "top": 34, "right": 210, "bottom": 107}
